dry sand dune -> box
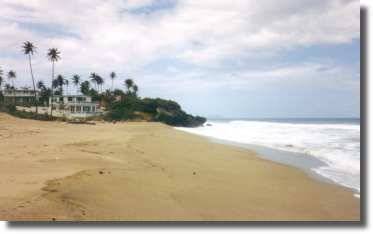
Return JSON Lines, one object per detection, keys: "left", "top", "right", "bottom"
{"left": 0, "top": 113, "right": 359, "bottom": 221}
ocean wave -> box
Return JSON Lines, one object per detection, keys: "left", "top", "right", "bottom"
{"left": 176, "top": 119, "right": 360, "bottom": 193}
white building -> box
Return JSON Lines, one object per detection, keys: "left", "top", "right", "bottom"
{"left": 49, "top": 95, "right": 102, "bottom": 118}
{"left": 3, "top": 89, "right": 40, "bottom": 106}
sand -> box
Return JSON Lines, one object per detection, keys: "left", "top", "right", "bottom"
{"left": 0, "top": 113, "right": 360, "bottom": 221}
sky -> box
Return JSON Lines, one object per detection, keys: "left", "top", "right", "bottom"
{"left": 0, "top": 0, "right": 360, "bottom": 118}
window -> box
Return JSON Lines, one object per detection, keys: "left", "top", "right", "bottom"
{"left": 70, "top": 106, "right": 75, "bottom": 113}
{"left": 83, "top": 106, "right": 90, "bottom": 112}
{"left": 77, "top": 97, "right": 83, "bottom": 102}
{"left": 59, "top": 97, "right": 63, "bottom": 102}
{"left": 68, "top": 97, "right": 73, "bottom": 102}
{"left": 76, "top": 106, "right": 81, "bottom": 112}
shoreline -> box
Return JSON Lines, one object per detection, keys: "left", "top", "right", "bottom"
{"left": 175, "top": 119, "right": 360, "bottom": 197}
{"left": 0, "top": 113, "right": 360, "bottom": 221}
{"left": 203, "top": 137, "right": 359, "bottom": 197}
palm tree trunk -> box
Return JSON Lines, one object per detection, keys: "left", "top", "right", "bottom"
{"left": 11, "top": 79, "right": 15, "bottom": 105}
{"left": 28, "top": 54, "right": 38, "bottom": 114}
{"left": 111, "top": 79, "right": 113, "bottom": 91}
{"left": 50, "top": 61, "right": 54, "bottom": 116}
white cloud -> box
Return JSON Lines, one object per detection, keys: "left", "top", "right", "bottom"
{"left": 0, "top": 0, "right": 360, "bottom": 89}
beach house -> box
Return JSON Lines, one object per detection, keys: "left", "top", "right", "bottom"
{"left": 49, "top": 95, "right": 102, "bottom": 118}
{"left": 3, "top": 89, "right": 40, "bottom": 106}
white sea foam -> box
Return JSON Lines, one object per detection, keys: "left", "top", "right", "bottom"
{"left": 176, "top": 120, "right": 360, "bottom": 193}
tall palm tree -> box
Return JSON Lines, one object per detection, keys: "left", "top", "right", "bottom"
{"left": 110, "top": 72, "right": 116, "bottom": 91}
{"left": 22, "top": 41, "right": 38, "bottom": 113}
{"left": 47, "top": 48, "right": 61, "bottom": 115}
{"left": 124, "top": 79, "right": 134, "bottom": 94}
{"left": 96, "top": 75, "right": 104, "bottom": 93}
{"left": 72, "top": 74, "right": 80, "bottom": 94}
{"left": 7, "top": 70, "right": 16, "bottom": 88}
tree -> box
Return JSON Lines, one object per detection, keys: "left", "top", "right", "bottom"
{"left": 124, "top": 79, "right": 134, "bottom": 94}
{"left": 7, "top": 70, "right": 16, "bottom": 88}
{"left": 133, "top": 84, "right": 138, "bottom": 95}
{"left": 72, "top": 74, "right": 80, "bottom": 94}
{"left": 110, "top": 72, "right": 116, "bottom": 91}
{"left": 22, "top": 41, "right": 38, "bottom": 113}
{"left": 6, "top": 70, "right": 17, "bottom": 105}
{"left": 37, "top": 81, "right": 51, "bottom": 106}
{"left": 96, "top": 75, "right": 104, "bottom": 93}
{"left": 37, "top": 80, "right": 45, "bottom": 90}
{"left": 90, "top": 73, "right": 99, "bottom": 91}
{"left": 80, "top": 81, "right": 90, "bottom": 95}
{"left": 47, "top": 48, "right": 61, "bottom": 115}
{"left": 0, "top": 66, "right": 3, "bottom": 92}
{"left": 55, "top": 75, "right": 65, "bottom": 95}
{"left": 64, "top": 78, "right": 69, "bottom": 95}
{"left": 5, "top": 84, "right": 12, "bottom": 91}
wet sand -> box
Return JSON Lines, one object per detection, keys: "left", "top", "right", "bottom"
{"left": 0, "top": 113, "right": 359, "bottom": 221}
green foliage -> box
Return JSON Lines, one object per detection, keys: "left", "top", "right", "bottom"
{"left": 105, "top": 95, "right": 206, "bottom": 127}
{"left": 80, "top": 81, "right": 90, "bottom": 95}
{"left": 105, "top": 95, "right": 142, "bottom": 121}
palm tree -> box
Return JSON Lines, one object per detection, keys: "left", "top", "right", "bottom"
{"left": 5, "top": 84, "right": 12, "bottom": 91}
{"left": 47, "top": 48, "right": 61, "bottom": 115}
{"left": 55, "top": 75, "right": 65, "bottom": 95}
{"left": 7, "top": 70, "right": 16, "bottom": 88}
{"left": 80, "top": 81, "right": 90, "bottom": 95}
{"left": 90, "top": 73, "right": 99, "bottom": 91}
{"left": 72, "top": 74, "right": 80, "bottom": 94}
{"left": 96, "top": 75, "right": 104, "bottom": 93}
{"left": 52, "top": 79, "right": 59, "bottom": 91}
{"left": 0, "top": 77, "right": 3, "bottom": 93}
{"left": 37, "top": 81, "right": 51, "bottom": 106}
{"left": 110, "top": 72, "right": 116, "bottom": 91}
{"left": 133, "top": 84, "right": 138, "bottom": 95}
{"left": 22, "top": 41, "right": 38, "bottom": 113}
{"left": 7, "top": 70, "right": 16, "bottom": 105}
{"left": 64, "top": 78, "right": 69, "bottom": 95}
{"left": 124, "top": 79, "right": 134, "bottom": 93}
{"left": 37, "top": 80, "right": 46, "bottom": 90}
{"left": 0, "top": 67, "right": 4, "bottom": 92}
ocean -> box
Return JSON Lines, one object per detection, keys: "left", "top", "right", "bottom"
{"left": 176, "top": 118, "right": 360, "bottom": 195}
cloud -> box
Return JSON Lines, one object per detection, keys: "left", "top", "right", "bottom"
{"left": 0, "top": 0, "right": 360, "bottom": 117}
{"left": 0, "top": 0, "right": 359, "bottom": 69}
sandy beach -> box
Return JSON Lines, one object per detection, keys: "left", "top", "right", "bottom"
{"left": 0, "top": 113, "right": 359, "bottom": 221}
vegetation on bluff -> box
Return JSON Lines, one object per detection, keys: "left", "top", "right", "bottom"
{"left": 105, "top": 95, "right": 206, "bottom": 127}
